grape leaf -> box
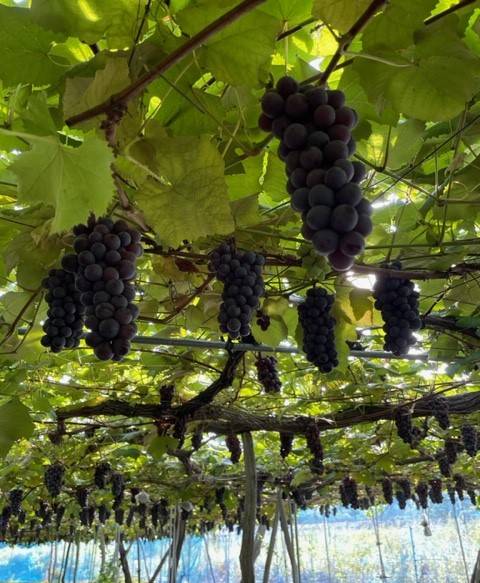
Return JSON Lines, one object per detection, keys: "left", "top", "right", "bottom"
{"left": 30, "top": 0, "right": 139, "bottom": 48}
{"left": 312, "top": 0, "right": 372, "bottom": 33}
{"left": 10, "top": 132, "right": 115, "bottom": 233}
{"left": 133, "top": 135, "right": 234, "bottom": 246}
{"left": 0, "top": 398, "right": 34, "bottom": 457}
{"left": 0, "top": 5, "right": 66, "bottom": 87}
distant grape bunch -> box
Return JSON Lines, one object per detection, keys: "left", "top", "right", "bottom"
{"left": 298, "top": 287, "right": 338, "bottom": 372}
{"left": 41, "top": 269, "right": 85, "bottom": 352}
{"left": 255, "top": 355, "right": 282, "bottom": 393}
{"left": 258, "top": 76, "right": 371, "bottom": 271}
{"left": 209, "top": 241, "right": 265, "bottom": 338}
{"left": 373, "top": 262, "right": 422, "bottom": 356}
{"left": 68, "top": 217, "right": 142, "bottom": 361}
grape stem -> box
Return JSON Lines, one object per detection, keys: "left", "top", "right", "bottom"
{"left": 65, "top": 0, "right": 268, "bottom": 127}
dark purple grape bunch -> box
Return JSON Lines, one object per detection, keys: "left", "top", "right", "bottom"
{"left": 8, "top": 490, "right": 23, "bottom": 516}
{"left": 394, "top": 408, "right": 414, "bottom": 444}
{"left": 373, "top": 262, "right": 421, "bottom": 356}
{"left": 298, "top": 287, "right": 338, "bottom": 373}
{"left": 94, "top": 462, "right": 111, "bottom": 489}
{"left": 209, "top": 241, "right": 265, "bottom": 338}
{"left": 461, "top": 424, "right": 477, "bottom": 457}
{"left": 225, "top": 434, "right": 242, "bottom": 464}
{"left": 381, "top": 477, "right": 393, "bottom": 504}
{"left": 340, "top": 477, "right": 359, "bottom": 509}
{"left": 429, "top": 479, "right": 443, "bottom": 504}
{"left": 258, "top": 76, "right": 371, "bottom": 271}
{"left": 279, "top": 432, "right": 294, "bottom": 458}
{"left": 305, "top": 422, "right": 324, "bottom": 474}
{"left": 41, "top": 268, "right": 85, "bottom": 352}
{"left": 71, "top": 217, "right": 142, "bottom": 361}
{"left": 255, "top": 355, "right": 282, "bottom": 394}
{"left": 415, "top": 482, "right": 429, "bottom": 509}
{"left": 256, "top": 309, "right": 270, "bottom": 331}
{"left": 44, "top": 462, "right": 65, "bottom": 498}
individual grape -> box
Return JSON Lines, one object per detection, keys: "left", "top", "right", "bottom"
{"left": 291, "top": 188, "right": 310, "bottom": 213}
{"left": 314, "top": 104, "right": 336, "bottom": 128}
{"left": 306, "top": 206, "right": 331, "bottom": 230}
{"left": 352, "top": 161, "right": 366, "bottom": 183}
{"left": 306, "top": 169, "right": 325, "bottom": 187}
{"left": 285, "top": 93, "right": 308, "bottom": 119}
{"left": 225, "top": 434, "right": 242, "bottom": 464}
{"left": 324, "top": 167, "right": 348, "bottom": 190}
{"left": 298, "top": 287, "right": 338, "bottom": 373}
{"left": 328, "top": 90, "right": 346, "bottom": 109}
{"left": 329, "top": 250, "right": 354, "bottom": 271}
{"left": 299, "top": 147, "right": 323, "bottom": 170}
{"left": 261, "top": 91, "right": 284, "bottom": 118}
{"left": 255, "top": 355, "right": 282, "bottom": 394}
{"left": 336, "top": 183, "right": 362, "bottom": 206}
{"left": 307, "top": 131, "right": 329, "bottom": 149}
{"left": 283, "top": 123, "right": 308, "bottom": 149}
{"left": 355, "top": 214, "right": 373, "bottom": 236}
{"left": 312, "top": 229, "right": 339, "bottom": 256}
{"left": 279, "top": 432, "right": 294, "bottom": 458}
{"left": 276, "top": 76, "right": 298, "bottom": 98}
{"left": 335, "top": 107, "right": 356, "bottom": 127}
{"left": 339, "top": 231, "right": 365, "bottom": 257}
{"left": 309, "top": 185, "right": 335, "bottom": 207}
{"left": 356, "top": 198, "right": 372, "bottom": 215}
{"left": 305, "top": 87, "right": 328, "bottom": 108}
{"left": 209, "top": 241, "right": 265, "bottom": 339}
{"left": 323, "top": 140, "right": 349, "bottom": 162}
{"left": 328, "top": 124, "right": 351, "bottom": 143}
{"left": 461, "top": 424, "right": 477, "bottom": 457}
{"left": 330, "top": 205, "right": 358, "bottom": 233}
{"left": 373, "top": 263, "right": 420, "bottom": 356}
{"left": 272, "top": 116, "right": 290, "bottom": 138}
{"left": 44, "top": 463, "right": 64, "bottom": 498}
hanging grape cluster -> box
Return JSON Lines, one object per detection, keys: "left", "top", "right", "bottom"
{"left": 44, "top": 463, "right": 65, "bottom": 498}
{"left": 431, "top": 395, "right": 450, "bottom": 430}
{"left": 258, "top": 76, "right": 370, "bottom": 271}
{"left": 373, "top": 263, "right": 421, "bottom": 356}
{"left": 394, "top": 409, "right": 413, "bottom": 444}
{"left": 444, "top": 439, "right": 458, "bottom": 464}
{"left": 298, "top": 287, "right": 338, "bottom": 372}
{"left": 279, "top": 432, "right": 294, "bottom": 458}
{"left": 8, "top": 490, "right": 22, "bottom": 516}
{"left": 415, "top": 482, "right": 429, "bottom": 509}
{"left": 429, "top": 479, "right": 443, "bottom": 504}
{"left": 94, "top": 462, "right": 111, "bottom": 489}
{"left": 71, "top": 218, "right": 142, "bottom": 361}
{"left": 255, "top": 355, "right": 282, "bottom": 394}
{"left": 305, "top": 422, "right": 324, "bottom": 474}
{"left": 41, "top": 269, "right": 85, "bottom": 352}
{"left": 209, "top": 241, "right": 265, "bottom": 338}
{"left": 381, "top": 478, "right": 393, "bottom": 504}
{"left": 160, "top": 385, "right": 175, "bottom": 408}
{"left": 340, "top": 477, "right": 359, "bottom": 509}
{"left": 225, "top": 434, "right": 242, "bottom": 464}
{"left": 461, "top": 424, "right": 477, "bottom": 457}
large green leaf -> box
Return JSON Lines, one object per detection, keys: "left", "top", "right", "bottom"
{"left": 312, "top": 0, "right": 372, "bottom": 33}
{"left": 30, "top": 0, "right": 140, "bottom": 48}
{"left": 133, "top": 134, "right": 234, "bottom": 246}
{"left": 10, "top": 132, "right": 115, "bottom": 233}
{"left": 0, "top": 398, "right": 34, "bottom": 457}
{"left": 0, "top": 5, "right": 66, "bottom": 87}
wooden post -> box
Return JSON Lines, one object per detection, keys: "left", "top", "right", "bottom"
{"left": 240, "top": 432, "right": 257, "bottom": 583}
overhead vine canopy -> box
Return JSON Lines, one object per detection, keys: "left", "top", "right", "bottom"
{"left": 0, "top": 0, "right": 479, "bottom": 552}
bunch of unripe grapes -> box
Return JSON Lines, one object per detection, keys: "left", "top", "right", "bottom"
{"left": 255, "top": 355, "right": 282, "bottom": 393}
{"left": 44, "top": 463, "right": 65, "bottom": 498}
{"left": 41, "top": 269, "right": 85, "bottom": 352}
{"left": 209, "top": 241, "right": 265, "bottom": 338}
{"left": 69, "top": 217, "right": 142, "bottom": 361}
{"left": 259, "top": 76, "right": 371, "bottom": 271}
{"left": 461, "top": 424, "right": 477, "bottom": 457}
{"left": 298, "top": 287, "right": 338, "bottom": 372}
{"left": 373, "top": 263, "right": 421, "bottom": 355}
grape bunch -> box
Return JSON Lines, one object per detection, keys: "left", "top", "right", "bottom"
{"left": 191, "top": 428, "right": 203, "bottom": 451}
{"left": 298, "top": 287, "right": 338, "bottom": 372}
{"left": 41, "top": 268, "right": 85, "bottom": 352}
{"left": 305, "top": 422, "right": 324, "bottom": 474}
{"left": 395, "top": 489, "right": 407, "bottom": 510}
{"left": 209, "top": 241, "right": 265, "bottom": 338}
{"left": 8, "top": 490, "right": 23, "bottom": 516}
{"left": 279, "top": 432, "right": 294, "bottom": 458}
{"left": 448, "top": 487, "right": 456, "bottom": 505}
{"left": 340, "top": 477, "right": 359, "bottom": 509}
{"left": 394, "top": 409, "right": 413, "bottom": 444}
{"left": 225, "top": 434, "right": 242, "bottom": 464}
{"left": 438, "top": 455, "right": 451, "bottom": 478}
{"left": 444, "top": 439, "right": 457, "bottom": 464}
{"left": 258, "top": 77, "right": 371, "bottom": 271}
{"left": 429, "top": 479, "right": 443, "bottom": 504}
{"left": 461, "top": 424, "right": 477, "bottom": 457}
{"left": 415, "top": 482, "right": 429, "bottom": 509}
{"left": 98, "top": 504, "right": 110, "bottom": 525}
{"left": 454, "top": 474, "right": 466, "bottom": 501}
{"left": 431, "top": 395, "right": 450, "bottom": 429}
{"left": 398, "top": 479, "right": 411, "bottom": 500}
{"left": 468, "top": 489, "right": 476, "bottom": 506}
{"left": 381, "top": 478, "right": 393, "bottom": 505}
{"left": 94, "top": 462, "right": 111, "bottom": 489}
{"left": 44, "top": 463, "right": 65, "bottom": 498}
{"left": 160, "top": 385, "right": 175, "bottom": 408}
{"left": 111, "top": 472, "right": 125, "bottom": 504}
{"left": 255, "top": 355, "right": 282, "bottom": 394}
{"left": 72, "top": 218, "right": 142, "bottom": 361}
{"left": 373, "top": 263, "right": 421, "bottom": 355}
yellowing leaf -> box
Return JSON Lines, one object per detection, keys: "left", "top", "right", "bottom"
{"left": 11, "top": 133, "right": 115, "bottom": 233}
